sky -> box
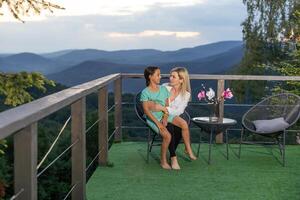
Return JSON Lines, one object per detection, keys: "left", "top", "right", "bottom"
{"left": 0, "top": 0, "right": 246, "bottom": 53}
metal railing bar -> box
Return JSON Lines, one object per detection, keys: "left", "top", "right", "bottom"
{"left": 37, "top": 139, "right": 79, "bottom": 178}
{"left": 120, "top": 126, "right": 300, "bottom": 135}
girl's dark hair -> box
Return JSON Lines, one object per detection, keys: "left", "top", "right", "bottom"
{"left": 144, "top": 66, "right": 159, "bottom": 86}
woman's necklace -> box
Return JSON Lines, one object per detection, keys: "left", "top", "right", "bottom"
{"left": 170, "top": 87, "right": 180, "bottom": 102}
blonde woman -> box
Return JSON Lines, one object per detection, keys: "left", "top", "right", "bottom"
{"left": 147, "top": 67, "right": 196, "bottom": 170}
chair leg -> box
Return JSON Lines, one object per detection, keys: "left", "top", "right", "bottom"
{"left": 147, "top": 129, "right": 150, "bottom": 163}
{"left": 282, "top": 130, "right": 286, "bottom": 167}
{"left": 149, "top": 132, "right": 157, "bottom": 152}
{"left": 238, "top": 127, "right": 244, "bottom": 159}
{"left": 208, "top": 129, "right": 213, "bottom": 165}
{"left": 226, "top": 130, "right": 229, "bottom": 160}
{"left": 277, "top": 138, "right": 283, "bottom": 156}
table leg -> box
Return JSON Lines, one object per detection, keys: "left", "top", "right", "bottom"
{"left": 197, "top": 130, "right": 201, "bottom": 157}
{"left": 226, "top": 129, "right": 229, "bottom": 160}
{"left": 208, "top": 129, "right": 213, "bottom": 165}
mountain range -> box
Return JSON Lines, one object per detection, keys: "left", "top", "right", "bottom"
{"left": 0, "top": 41, "right": 244, "bottom": 91}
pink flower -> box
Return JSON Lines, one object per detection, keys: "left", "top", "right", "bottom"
{"left": 197, "top": 90, "right": 206, "bottom": 100}
{"left": 222, "top": 88, "right": 233, "bottom": 99}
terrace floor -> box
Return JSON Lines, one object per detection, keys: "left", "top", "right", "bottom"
{"left": 87, "top": 142, "right": 300, "bottom": 200}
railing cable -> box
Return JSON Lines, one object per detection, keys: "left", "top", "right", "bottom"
{"left": 62, "top": 182, "right": 78, "bottom": 200}
{"left": 37, "top": 139, "right": 79, "bottom": 178}
{"left": 9, "top": 188, "right": 24, "bottom": 200}
{"left": 37, "top": 116, "right": 71, "bottom": 170}
{"left": 85, "top": 128, "right": 118, "bottom": 172}
{"left": 85, "top": 119, "right": 99, "bottom": 134}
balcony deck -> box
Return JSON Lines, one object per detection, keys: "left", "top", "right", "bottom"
{"left": 87, "top": 142, "right": 300, "bottom": 200}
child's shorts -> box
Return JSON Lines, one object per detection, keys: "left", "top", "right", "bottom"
{"left": 146, "top": 114, "right": 175, "bottom": 134}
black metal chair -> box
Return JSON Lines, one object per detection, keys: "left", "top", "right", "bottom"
{"left": 239, "top": 93, "right": 300, "bottom": 166}
{"left": 134, "top": 91, "right": 190, "bottom": 163}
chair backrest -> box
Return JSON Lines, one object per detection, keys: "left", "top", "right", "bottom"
{"left": 134, "top": 92, "right": 147, "bottom": 125}
{"left": 242, "top": 93, "right": 300, "bottom": 132}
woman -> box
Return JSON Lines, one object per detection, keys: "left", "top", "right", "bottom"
{"left": 148, "top": 67, "right": 196, "bottom": 170}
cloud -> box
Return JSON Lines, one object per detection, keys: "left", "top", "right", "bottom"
{"left": 108, "top": 30, "right": 200, "bottom": 38}
{"left": 0, "top": 0, "right": 206, "bottom": 22}
{"left": 0, "top": 1, "right": 245, "bottom": 52}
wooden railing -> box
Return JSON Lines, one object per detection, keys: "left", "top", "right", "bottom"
{"left": 0, "top": 73, "right": 122, "bottom": 200}
{"left": 0, "top": 73, "right": 300, "bottom": 200}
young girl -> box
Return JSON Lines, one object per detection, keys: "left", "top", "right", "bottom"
{"left": 140, "top": 66, "right": 174, "bottom": 169}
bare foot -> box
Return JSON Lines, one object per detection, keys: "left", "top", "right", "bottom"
{"left": 160, "top": 163, "right": 172, "bottom": 170}
{"left": 184, "top": 150, "right": 197, "bottom": 160}
{"left": 171, "top": 157, "right": 181, "bottom": 170}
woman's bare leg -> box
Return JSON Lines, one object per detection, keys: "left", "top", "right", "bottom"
{"left": 172, "top": 116, "right": 197, "bottom": 160}
{"left": 171, "top": 156, "right": 180, "bottom": 170}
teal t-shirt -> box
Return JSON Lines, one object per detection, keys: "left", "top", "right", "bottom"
{"left": 140, "top": 85, "right": 170, "bottom": 121}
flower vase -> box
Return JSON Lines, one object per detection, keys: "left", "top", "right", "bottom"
{"left": 209, "top": 103, "right": 219, "bottom": 122}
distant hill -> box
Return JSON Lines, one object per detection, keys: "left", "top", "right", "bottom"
{"left": 47, "top": 45, "right": 244, "bottom": 92}
{"left": 47, "top": 61, "right": 142, "bottom": 86}
{"left": 54, "top": 49, "right": 162, "bottom": 66}
{"left": 141, "top": 41, "right": 243, "bottom": 64}
{"left": 53, "top": 41, "right": 242, "bottom": 65}
{"left": 0, "top": 41, "right": 243, "bottom": 78}
{"left": 0, "top": 53, "right": 70, "bottom": 74}
{"left": 41, "top": 49, "right": 75, "bottom": 59}
{"left": 160, "top": 45, "right": 244, "bottom": 74}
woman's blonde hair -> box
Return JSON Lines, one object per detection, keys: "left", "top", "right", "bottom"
{"left": 170, "top": 67, "right": 191, "bottom": 100}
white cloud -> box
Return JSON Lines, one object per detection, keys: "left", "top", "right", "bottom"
{"left": 57, "top": 0, "right": 205, "bottom": 16}
{"left": 108, "top": 30, "right": 200, "bottom": 38}
{"left": 0, "top": 1, "right": 245, "bottom": 52}
{"left": 0, "top": 0, "right": 206, "bottom": 22}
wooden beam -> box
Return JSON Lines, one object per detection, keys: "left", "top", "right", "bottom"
{"left": 216, "top": 80, "right": 225, "bottom": 144}
{"left": 14, "top": 123, "right": 38, "bottom": 200}
{"left": 99, "top": 86, "right": 108, "bottom": 166}
{"left": 114, "top": 78, "right": 122, "bottom": 142}
{"left": 121, "top": 73, "right": 300, "bottom": 81}
{"left": 71, "top": 98, "right": 86, "bottom": 200}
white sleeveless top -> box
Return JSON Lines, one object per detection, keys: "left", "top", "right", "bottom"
{"left": 162, "top": 83, "right": 190, "bottom": 116}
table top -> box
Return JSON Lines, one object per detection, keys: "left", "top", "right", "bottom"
{"left": 192, "top": 117, "right": 237, "bottom": 125}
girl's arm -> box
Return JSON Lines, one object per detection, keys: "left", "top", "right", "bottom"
{"left": 143, "top": 101, "right": 168, "bottom": 132}
{"left": 142, "top": 101, "right": 162, "bottom": 126}
{"left": 147, "top": 101, "right": 169, "bottom": 114}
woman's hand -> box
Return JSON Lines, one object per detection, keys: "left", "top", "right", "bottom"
{"left": 156, "top": 122, "right": 167, "bottom": 133}
{"left": 162, "top": 107, "right": 169, "bottom": 115}
{"left": 161, "top": 115, "right": 168, "bottom": 127}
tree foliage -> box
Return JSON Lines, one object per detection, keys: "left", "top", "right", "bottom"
{"left": 0, "top": 72, "right": 55, "bottom": 106}
{"left": 232, "top": 0, "right": 299, "bottom": 102}
{"left": 0, "top": 0, "right": 64, "bottom": 22}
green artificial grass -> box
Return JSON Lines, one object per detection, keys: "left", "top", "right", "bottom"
{"left": 87, "top": 142, "right": 300, "bottom": 200}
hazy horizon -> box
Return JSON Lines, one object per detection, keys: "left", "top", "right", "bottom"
{"left": 0, "top": 40, "right": 243, "bottom": 55}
